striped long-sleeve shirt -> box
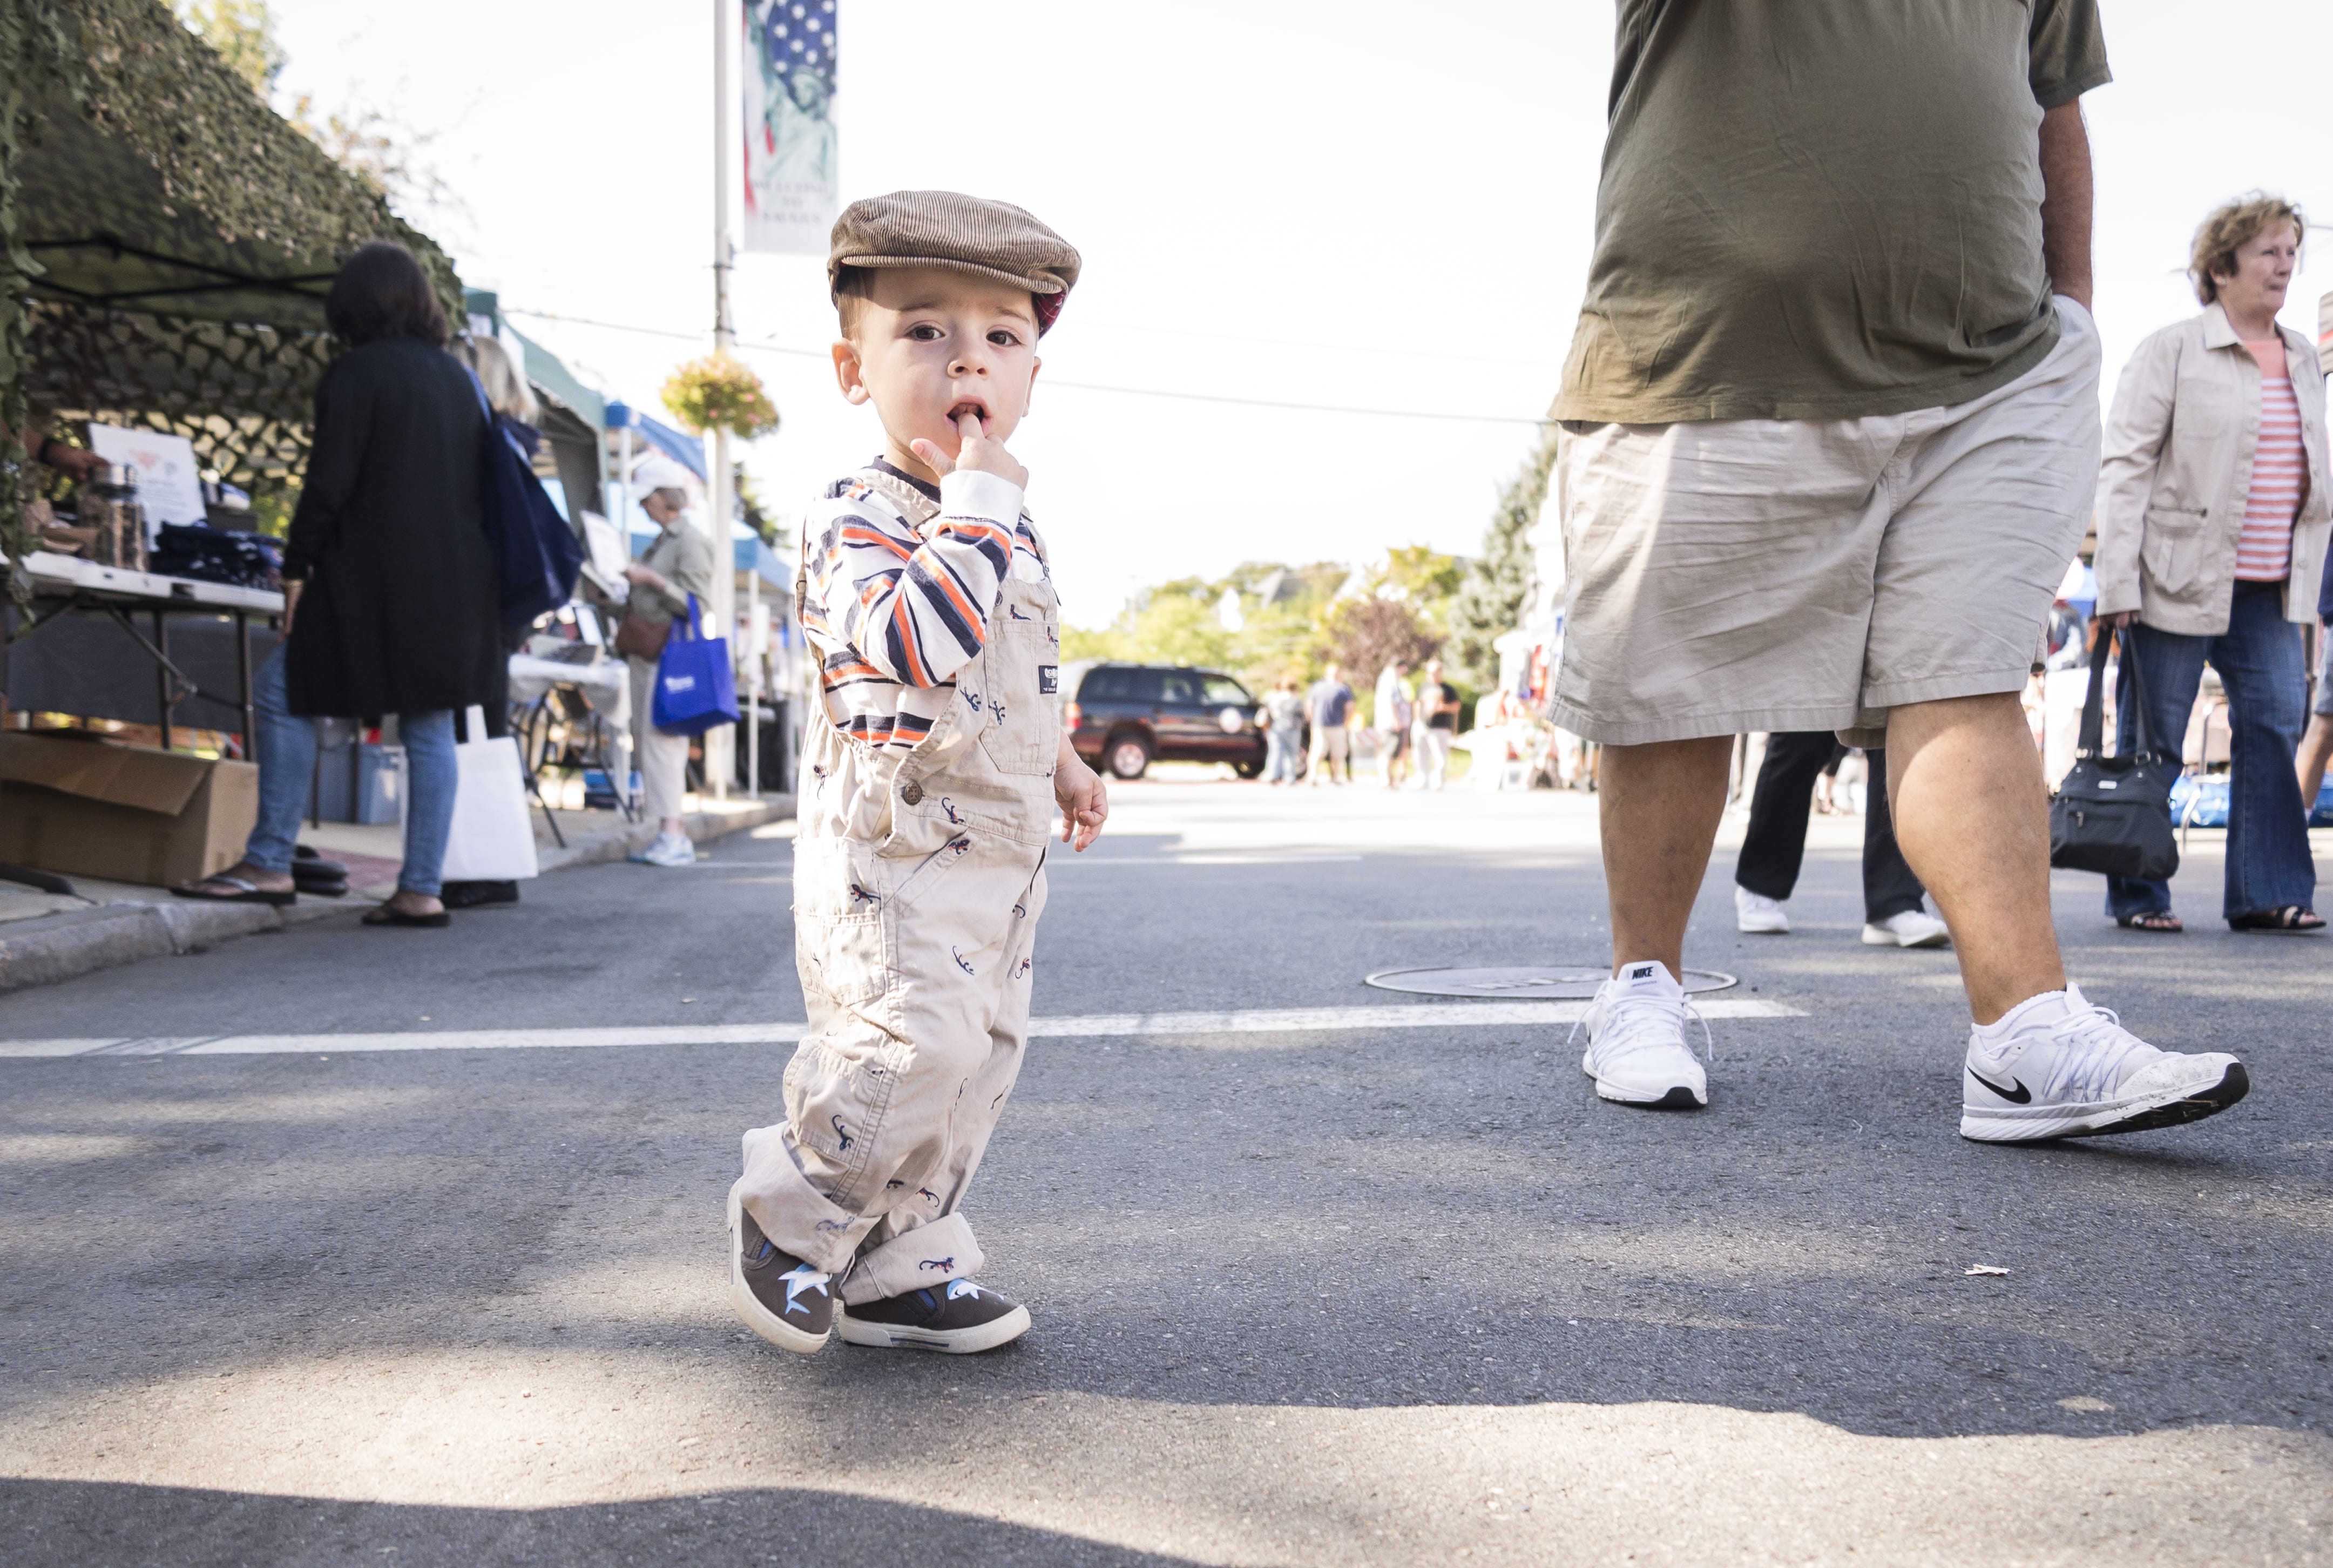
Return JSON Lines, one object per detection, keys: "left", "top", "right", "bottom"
{"left": 800, "top": 458, "right": 1048, "bottom": 751}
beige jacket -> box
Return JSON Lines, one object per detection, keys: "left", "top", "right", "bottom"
{"left": 2094, "top": 302, "right": 2331, "bottom": 634}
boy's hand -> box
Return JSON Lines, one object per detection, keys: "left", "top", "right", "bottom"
{"left": 911, "top": 409, "right": 1029, "bottom": 491}
{"left": 1053, "top": 735, "right": 1107, "bottom": 851}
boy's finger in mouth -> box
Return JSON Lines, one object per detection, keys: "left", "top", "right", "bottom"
{"left": 946, "top": 398, "right": 991, "bottom": 432}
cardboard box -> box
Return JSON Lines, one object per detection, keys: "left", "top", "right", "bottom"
{"left": 0, "top": 732, "right": 258, "bottom": 887}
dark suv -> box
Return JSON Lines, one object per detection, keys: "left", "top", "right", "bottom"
{"left": 1064, "top": 661, "right": 1266, "bottom": 780}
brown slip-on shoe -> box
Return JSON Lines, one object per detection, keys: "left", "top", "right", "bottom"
{"left": 727, "top": 1183, "right": 834, "bottom": 1353}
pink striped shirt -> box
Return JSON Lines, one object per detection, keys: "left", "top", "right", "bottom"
{"left": 2236, "top": 336, "right": 2302, "bottom": 581}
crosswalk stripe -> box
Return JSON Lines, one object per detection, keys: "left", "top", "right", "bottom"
{"left": 0, "top": 998, "right": 1802, "bottom": 1058}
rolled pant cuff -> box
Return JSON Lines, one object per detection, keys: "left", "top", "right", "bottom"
{"left": 737, "top": 1123, "right": 869, "bottom": 1275}
{"left": 840, "top": 1213, "right": 984, "bottom": 1306}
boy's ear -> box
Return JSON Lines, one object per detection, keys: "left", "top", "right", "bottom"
{"left": 833, "top": 339, "right": 871, "bottom": 405}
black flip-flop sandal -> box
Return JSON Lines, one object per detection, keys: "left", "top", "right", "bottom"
{"left": 2229, "top": 906, "right": 2325, "bottom": 933}
{"left": 2116, "top": 910, "right": 2182, "bottom": 932}
{"left": 171, "top": 875, "right": 295, "bottom": 908}
{"left": 363, "top": 904, "right": 450, "bottom": 928}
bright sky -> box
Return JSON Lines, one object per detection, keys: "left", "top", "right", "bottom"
{"left": 261, "top": 0, "right": 2333, "bottom": 629}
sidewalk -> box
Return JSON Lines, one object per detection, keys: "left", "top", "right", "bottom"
{"left": 0, "top": 792, "right": 793, "bottom": 995}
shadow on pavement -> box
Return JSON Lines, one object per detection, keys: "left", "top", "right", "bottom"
{"left": 0, "top": 1478, "right": 1206, "bottom": 1568}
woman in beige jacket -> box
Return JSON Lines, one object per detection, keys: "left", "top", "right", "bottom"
{"left": 2094, "top": 195, "right": 2330, "bottom": 932}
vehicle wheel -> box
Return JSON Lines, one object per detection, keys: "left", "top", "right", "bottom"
{"left": 1105, "top": 732, "right": 1152, "bottom": 780}
{"left": 1233, "top": 759, "right": 1264, "bottom": 780}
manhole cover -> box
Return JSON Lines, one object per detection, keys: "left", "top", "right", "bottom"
{"left": 1363, "top": 965, "right": 1739, "bottom": 999}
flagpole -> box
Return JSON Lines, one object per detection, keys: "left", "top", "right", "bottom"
{"left": 708, "top": 0, "right": 737, "bottom": 801}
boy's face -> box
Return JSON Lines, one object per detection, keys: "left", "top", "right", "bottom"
{"left": 833, "top": 266, "right": 1041, "bottom": 477}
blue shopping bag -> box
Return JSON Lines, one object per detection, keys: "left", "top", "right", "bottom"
{"left": 651, "top": 594, "right": 739, "bottom": 736}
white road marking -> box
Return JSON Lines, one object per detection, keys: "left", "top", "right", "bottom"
{"left": 1054, "top": 853, "right": 1365, "bottom": 866}
{"left": 0, "top": 999, "right": 1802, "bottom": 1058}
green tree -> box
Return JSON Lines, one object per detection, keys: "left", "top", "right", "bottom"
{"left": 1445, "top": 426, "right": 1558, "bottom": 688}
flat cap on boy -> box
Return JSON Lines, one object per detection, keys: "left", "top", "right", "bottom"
{"left": 828, "top": 191, "right": 1080, "bottom": 333}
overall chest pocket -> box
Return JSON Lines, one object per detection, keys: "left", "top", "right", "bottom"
{"left": 973, "top": 584, "right": 1061, "bottom": 776}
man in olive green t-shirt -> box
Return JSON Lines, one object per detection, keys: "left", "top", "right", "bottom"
{"left": 1557, "top": 1, "right": 2251, "bottom": 1146}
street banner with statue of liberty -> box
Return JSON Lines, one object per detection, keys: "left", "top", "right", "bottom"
{"left": 742, "top": 0, "right": 838, "bottom": 254}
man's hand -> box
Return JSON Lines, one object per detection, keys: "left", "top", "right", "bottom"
{"left": 281, "top": 579, "right": 303, "bottom": 637}
{"left": 621, "top": 562, "right": 670, "bottom": 594}
{"left": 911, "top": 409, "right": 1030, "bottom": 491}
{"left": 1053, "top": 734, "right": 1107, "bottom": 851}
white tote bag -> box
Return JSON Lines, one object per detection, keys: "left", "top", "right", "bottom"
{"left": 438, "top": 706, "right": 541, "bottom": 882}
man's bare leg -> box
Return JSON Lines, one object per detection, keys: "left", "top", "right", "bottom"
{"left": 1599, "top": 736, "right": 1736, "bottom": 976}
{"left": 2297, "top": 713, "right": 2333, "bottom": 811}
{"left": 1884, "top": 694, "right": 2066, "bottom": 1024}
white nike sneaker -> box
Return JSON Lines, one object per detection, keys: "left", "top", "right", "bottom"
{"left": 1959, "top": 984, "right": 2248, "bottom": 1143}
{"left": 1863, "top": 908, "right": 1951, "bottom": 948}
{"left": 1735, "top": 886, "right": 1789, "bottom": 934}
{"left": 1575, "top": 960, "right": 1709, "bottom": 1109}
{"left": 631, "top": 832, "right": 698, "bottom": 868}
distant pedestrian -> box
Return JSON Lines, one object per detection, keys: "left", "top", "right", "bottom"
{"left": 1735, "top": 735, "right": 1951, "bottom": 948}
{"left": 618, "top": 454, "right": 717, "bottom": 868}
{"left": 2095, "top": 195, "right": 2330, "bottom": 932}
{"left": 1412, "top": 658, "right": 1459, "bottom": 790}
{"left": 1261, "top": 676, "right": 1306, "bottom": 784}
{"left": 172, "top": 240, "right": 497, "bottom": 929}
{"left": 1306, "top": 663, "right": 1354, "bottom": 785}
{"left": 1373, "top": 659, "right": 1414, "bottom": 789}
{"left": 441, "top": 334, "right": 541, "bottom": 911}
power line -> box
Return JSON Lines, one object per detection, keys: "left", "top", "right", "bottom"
{"left": 500, "top": 306, "right": 1554, "bottom": 427}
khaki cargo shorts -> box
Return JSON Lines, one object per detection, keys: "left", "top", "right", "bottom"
{"left": 1550, "top": 298, "right": 2102, "bottom": 747}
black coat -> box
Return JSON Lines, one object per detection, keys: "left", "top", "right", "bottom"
{"left": 282, "top": 340, "right": 499, "bottom": 719}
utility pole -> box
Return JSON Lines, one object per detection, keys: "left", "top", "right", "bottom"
{"left": 707, "top": 0, "right": 737, "bottom": 801}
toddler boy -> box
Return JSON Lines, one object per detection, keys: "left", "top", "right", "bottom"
{"left": 728, "top": 191, "right": 1108, "bottom": 1355}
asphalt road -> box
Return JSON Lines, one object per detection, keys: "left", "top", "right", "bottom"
{"left": 3, "top": 776, "right": 2328, "bottom": 1565}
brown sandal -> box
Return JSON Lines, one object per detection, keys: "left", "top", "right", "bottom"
{"left": 2116, "top": 910, "right": 2182, "bottom": 932}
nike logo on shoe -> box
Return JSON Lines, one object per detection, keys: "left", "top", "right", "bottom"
{"left": 1967, "top": 1067, "right": 2032, "bottom": 1104}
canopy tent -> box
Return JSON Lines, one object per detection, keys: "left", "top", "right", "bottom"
{"left": 605, "top": 401, "right": 709, "bottom": 484}
{"left": 3, "top": 0, "right": 462, "bottom": 551}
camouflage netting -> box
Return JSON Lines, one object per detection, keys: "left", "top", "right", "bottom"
{"left": 24, "top": 296, "right": 334, "bottom": 512}
{"left": 2, "top": 0, "right": 462, "bottom": 586}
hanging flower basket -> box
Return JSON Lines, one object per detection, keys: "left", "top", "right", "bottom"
{"left": 661, "top": 352, "right": 780, "bottom": 441}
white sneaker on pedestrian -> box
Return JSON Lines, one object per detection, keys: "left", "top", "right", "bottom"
{"left": 1863, "top": 908, "right": 1951, "bottom": 948}
{"left": 631, "top": 832, "right": 696, "bottom": 868}
{"left": 1575, "top": 960, "right": 1709, "bottom": 1109}
{"left": 1735, "top": 886, "right": 1789, "bottom": 934}
{"left": 1959, "top": 984, "right": 2248, "bottom": 1143}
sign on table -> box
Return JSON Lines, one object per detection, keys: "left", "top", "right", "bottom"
{"left": 86, "top": 424, "right": 204, "bottom": 531}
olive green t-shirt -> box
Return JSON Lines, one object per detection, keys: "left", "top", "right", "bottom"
{"left": 1553, "top": 0, "right": 2110, "bottom": 424}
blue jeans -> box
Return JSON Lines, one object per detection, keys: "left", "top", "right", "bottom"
{"left": 1263, "top": 727, "right": 1301, "bottom": 782}
{"left": 2106, "top": 580, "right": 2316, "bottom": 922}
{"left": 241, "top": 647, "right": 459, "bottom": 897}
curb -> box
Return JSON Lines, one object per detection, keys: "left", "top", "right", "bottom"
{"left": 536, "top": 796, "right": 793, "bottom": 874}
{"left": 0, "top": 795, "right": 794, "bottom": 996}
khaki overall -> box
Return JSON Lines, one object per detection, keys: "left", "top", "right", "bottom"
{"left": 740, "top": 495, "right": 1060, "bottom": 1303}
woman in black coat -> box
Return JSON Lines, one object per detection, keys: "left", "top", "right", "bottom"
{"left": 174, "top": 241, "right": 497, "bottom": 927}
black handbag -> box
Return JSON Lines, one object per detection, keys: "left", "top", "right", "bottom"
{"left": 2049, "top": 624, "right": 2180, "bottom": 882}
